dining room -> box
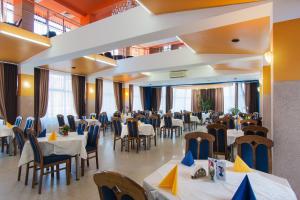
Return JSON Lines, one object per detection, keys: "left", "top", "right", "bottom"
{"left": 0, "top": 0, "right": 300, "bottom": 199}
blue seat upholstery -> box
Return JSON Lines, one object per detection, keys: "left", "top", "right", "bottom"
{"left": 56, "top": 114, "right": 65, "bottom": 127}
{"left": 67, "top": 115, "right": 76, "bottom": 132}
{"left": 255, "top": 144, "right": 269, "bottom": 173}
{"left": 199, "top": 140, "right": 209, "bottom": 159}
{"left": 188, "top": 138, "right": 198, "bottom": 159}
{"left": 86, "top": 125, "right": 100, "bottom": 151}
{"left": 43, "top": 154, "right": 71, "bottom": 165}
{"left": 77, "top": 123, "right": 86, "bottom": 135}
{"left": 14, "top": 116, "right": 23, "bottom": 127}
{"left": 241, "top": 143, "right": 254, "bottom": 168}
{"left": 127, "top": 120, "right": 138, "bottom": 137}
{"left": 101, "top": 186, "right": 117, "bottom": 200}
{"left": 112, "top": 119, "right": 122, "bottom": 137}
{"left": 24, "top": 117, "right": 34, "bottom": 136}
{"left": 38, "top": 129, "right": 46, "bottom": 138}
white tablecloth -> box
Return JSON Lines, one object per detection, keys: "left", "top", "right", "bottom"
{"left": 18, "top": 132, "right": 87, "bottom": 167}
{"left": 227, "top": 129, "right": 244, "bottom": 146}
{"left": 0, "top": 126, "right": 14, "bottom": 138}
{"left": 75, "top": 119, "right": 100, "bottom": 126}
{"left": 143, "top": 160, "right": 297, "bottom": 200}
{"left": 121, "top": 124, "right": 155, "bottom": 138}
{"left": 160, "top": 119, "right": 184, "bottom": 129}
{"left": 190, "top": 116, "right": 200, "bottom": 123}
{"left": 202, "top": 113, "right": 210, "bottom": 120}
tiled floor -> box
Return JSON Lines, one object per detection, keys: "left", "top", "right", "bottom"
{"left": 0, "top": 128, "right": 201, "bottom": 200}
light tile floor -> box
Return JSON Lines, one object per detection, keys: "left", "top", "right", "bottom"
{"left": 0, "top": 127, "right": 203, "bottom": 200}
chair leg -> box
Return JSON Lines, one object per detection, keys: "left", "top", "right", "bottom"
{"left": 38, "top": 168, "right": 43, "bottom": 194}
{"left": 95, "top": 151, "right": 99, "bottom": 169}
{"left": 56, "top": 164, "right": 60, "bottom": 179}
{"left": 51, "top": 166, "right": 54, "bottom": 178}
{"left": 121, "top": 139, "right": 123, "bottom": 152}
{"left": 66, "top": 160, "right": 70, "bottom": 185}
{"left": 81, "top": 158, "right": 85, "bottom": 176}
{"left": 32, "top": 164, "right": 37, "bottom": 188}
{"left": 87, "top": 156, "right": 89, "bottom": 167}
{"left": 1, "top": 138, "right": 4, "bottom": 153}
{"left": 25, "top": 163, "right": 30, "bottom": 185}
{"left": 18, "top": 166, "right": 22, "bottom": 181}
{"left": 113, "top": 138, "right": 116, "bottom": 150}
{"left": 154, "top": 135, "right": 157, "bottom": 146}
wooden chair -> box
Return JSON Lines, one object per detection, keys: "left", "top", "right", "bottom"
{"left": 207, "top": 124, "right": 228, "bottom": 159}
{"left": 149, "top": 115, "right": 159, "bottom": 147}
{"left": 67, "top": 115, "right": 76, "bottom": 132}
{"left": 23, "top": 117, "right": 34, "bottom": 137}
{"left": 215, "top": 118, "right": 228, "bottom": 127}
{"left": 126, "top": 118, "right": 146, "bottom": 153}
{"left": 111, "top": 117, "right": 125, "bottom": 151}
{"left": 174, "top": 112, "right": 182, "bottom": 119}
{"left": 135, "top": 114, "right": 146, "bottom": 123}
{"left": 13, "top": 127, "right": 33, "bottom": 185}
{"left": 93, "top": 171, "right": 148, "bottom": 200}
{"left": 184, "top": 132, "right": 215, "bottom": 160}
{"left": 81, "top": 125, "right": 100, "bottom": 176}
{"left": 242, "top": 126, "right": 269, "bottom": 137}
{"left": 76, "top": 120, "right": 88, "bottom": 134}
{"left": 162, "top": 114, "right": 180, "bottom": 138}
{"left": 27, "top": 130, "right": 71, "bottom": 194}
{"left": 183, "top": 112, "right": 193, "bottom": 131}
{"left": 240, "top": 119, "right": 257, "bottom": 128}
{"left": 235, "top": 135, "right": 273, "bottom": 173}
{"left": 56, "top": 114, "right": 65, "bottom": 127}
{"left": 99, "top": 112, "right": 109, "bottom": 136}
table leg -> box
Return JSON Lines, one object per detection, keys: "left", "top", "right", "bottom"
{"left": 8, "top": 137, "right": 14, "bottom": 156}
{"left": 75, "top": 154, "right": 80, "bottom": 181}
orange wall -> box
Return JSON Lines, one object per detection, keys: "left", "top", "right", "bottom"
{"left": 86, "top": 83, "right": 95, "bottom": 100}
{"left": 263, "top": 66, "right": 271, "bottom": 95}
{"left": 18, "top": 74, "right": 34, "bottom": 97}
{"left": 273, "top": 18, "right": 300, "bottom": 81}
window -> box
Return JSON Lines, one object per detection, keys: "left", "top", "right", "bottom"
{"left": 237, "top": 83, "right": 246, "bottom": 113}
{"left": 42, "top": 71, "right": 76, "bottom": 132}
{"left": 102, "top": 80, "right": 117, "bottom": 118}
{"left": 34, "top": 15, "right": 48, "bottom": 35}
{"left": 46, "top": 71, "right": 76, "bottom": 118}
{"left": 159, "top": 87, "right": 166, "bottom": 113}
{"left": 4, "top": 3, "right": 14, "bottom": 24}
{"left": 223, "top": 84, "right": 236, "bottom": 114}
{"left": 172, "top": 88, "right": 191, "bottom": 112}
{"left": 133, "top": 85, "right": 143, "bottom": 111}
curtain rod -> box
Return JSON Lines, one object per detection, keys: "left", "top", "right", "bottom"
{"left": 0, "top": 61, "right": 19, "bottom": 65}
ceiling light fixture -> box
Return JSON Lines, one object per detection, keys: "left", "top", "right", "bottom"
{"left": 84, "top": 56, "right": 117, "bottom": 67}
{"left": 0, "top": 30, "right": 50, "bottom": 47}
{"left": 231, "top": 38, "right": 240, "bottom": 43}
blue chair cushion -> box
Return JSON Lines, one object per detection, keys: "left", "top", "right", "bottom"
{"left": 188, "top": 138, "right": 198, "bottom": 159}
{"left": 255, "top": 144, "right": 269, "bottom": 173}
{"left": 38, "top": 129, "right": 46, "bottom": 138}
{"left": 86, "top": 145, "right": 97, "bottom": 152}
{"left": 121, "top": 195, "right": 134, "bottom": 200}
{"left": 43, "top": 154, "right": 71, "bottom": 165}
{"left": 241, "top": 143, "right": 254, "bottom": 168}
{"left": 101, "top": 186, "right": 117, "bottom": 200}
{"left": 199, "top": 140, "right": 209, "bottom": 159}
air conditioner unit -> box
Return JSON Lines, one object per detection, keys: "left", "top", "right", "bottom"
{"left": 169, "top": 70, "right": 187, "bottom": 78}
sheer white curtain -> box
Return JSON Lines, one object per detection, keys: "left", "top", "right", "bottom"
{"left": 102, "top": 79, "right": 117, "bottom": 119}
{"left": 42, "top": 71, "right": 76, "bottom": 132}
{"left": 172, "top": 88, "right": 192, "bottom": 112}
{"left": 159, "top": 87, "right": 166, "bottom": 113}
{"left": 133, "top": 85, "right": 143, "bottom": 111}
{"left": 223, "top": 84, "right": 236, "bottom": 114}
{"left": 237, "top": 83, "right": 246, "bottom": 113}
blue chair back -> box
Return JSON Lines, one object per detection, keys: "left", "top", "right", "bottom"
{"left": 184, "top": 132, "right": 215, "bottom": 160}
{"left": 67, "top": 115, "right": 76, "bottom": 132}
{"left": 14, "top": 116, "right": 23, "bottom": 127}
{"left": 56, "top": 114, "right": 65, "bottom": 127}
{"left": 24, "top": 117, "right": 34, "bottom": 136}
{"left": 112, "top": 118, "right": 122, "bottom": 137}
{"left": 163, "top": 115, "right": 172, "bottom": 128}
{"left": 236, "top": 135, "right": 273, "bottom": 173}
{"left": 12, "top": 127, "right": 25, "bottom": 154}
{"left": 77, "top": 123, "right": 86, "bottom": 135}
{"left": 183, "top": 113, "right": 191, "bottom": 123}
{"left": 207, "top": 124, "right": 227, "bottom": 155}
{"left": 87, "top": 125, "right": 100, "bottom": 148}
{"left": 99, "top": 113, "right": 108, "bottom": 126}
{"left": 174, "top": 112, "right": 182, "bottom": 120}
{"left": 38, "top": 129, "right": 47, "bottom": 138}
{"left": 28, "top": 131, "right": 42, "bottom": 164}
{"left": 93, "top": 171, "right": 148, "bottom": 200}
{"left": 127, "top": 119, "right": 138, "bottom": 138}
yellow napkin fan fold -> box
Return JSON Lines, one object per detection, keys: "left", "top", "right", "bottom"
{"left": 48, "top": 131, "right": 57, "bottom": 141}
{"left": 159, "top": 165, "right": 178, "bottom": 195}
{"left": 6, "top": 122, "right": 13, "bottom": 129}
{"left": 233, "top": 155, "right": 252, "bottom": 172}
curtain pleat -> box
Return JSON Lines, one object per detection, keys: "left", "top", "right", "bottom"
{"left": 166, "top": 86, "right": 173, "bottom": 112}
{"left": 245, "top": 82, "right": 259, "bottom": 113}
{"left": 139, "top": 86, "right": 144, "bottom": 110}
{"left": 3, "top": 63, "right": 18, "bottom": 124}
{"left": 156, "top": 88, "right": 162, "bottom": 111}
{"left": 95, "top": 78, "right": 103, "bottom": 115}
{"left": 129, "top": 84, "right": 133, "bottom": 112}
{"left": 34, "top": 68, "right": 49, "bottom": 131}
{"left": 215, "top": 88, "right": 224, "bottom": 113}
{"left": 0, "top": 63, "right": 7, "bottom": 120}
{"left": 72, "top": 75, "right": 86, "bottom": 118}
{"left": 113, "top": 82, "right": 123, "bottom": 111}
{"left": 192, "top": 89, "right": 201, "bottom": 112}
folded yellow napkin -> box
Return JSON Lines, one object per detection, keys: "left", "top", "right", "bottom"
{"left": 6, "top": 122, "right": 13, "bottom": 129}
{"left": 48, "top": 131, "right": 57, "bottom": 141}
{"left": 233, "top": 155, "right": 252, "bottom": 172}
{"left": 92, "top": 116, "right": 95, "bottom": 120}
{"left": 159, "top": 165, "right": 178, "bottom": 195}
